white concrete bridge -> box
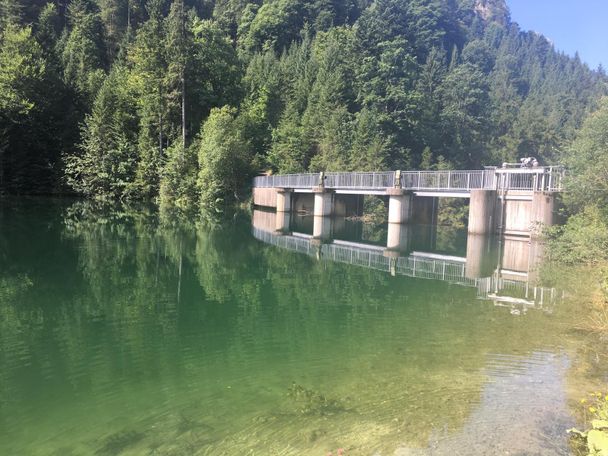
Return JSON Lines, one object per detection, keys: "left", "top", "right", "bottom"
{"left": 253, "top": 166, "right": 565, "bottom": 237}
{"left": 253, "top": 167, "right": 563, "bottom": 196}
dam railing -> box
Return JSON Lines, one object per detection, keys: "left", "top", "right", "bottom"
{"left": 253, "top": 167, "right": 564, "bottom": 193}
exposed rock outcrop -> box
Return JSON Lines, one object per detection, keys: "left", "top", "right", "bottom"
{"left": 474, "top": 0, "right": 510, "bottom": 26}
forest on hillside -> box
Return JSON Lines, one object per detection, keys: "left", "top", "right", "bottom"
{"left": 0, "top": 0, "right": 606, "bottom": 209}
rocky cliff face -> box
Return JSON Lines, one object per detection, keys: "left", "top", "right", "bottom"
{"left": 474, "top": 0, "right": 510, "bottom": 26}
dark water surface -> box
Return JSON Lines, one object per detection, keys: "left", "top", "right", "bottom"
{"left": 0, "top": 199, "right": 594, "bottom": 455}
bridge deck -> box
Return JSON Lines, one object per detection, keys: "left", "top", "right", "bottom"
{"left": 253, "top": 167, "right": 564, "bottom": 194}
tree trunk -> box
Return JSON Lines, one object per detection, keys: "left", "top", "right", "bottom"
{"left": 158, "top": 85, "right": 163, "bottom": 158}
{"left": 177, "top": 238, "right": 183, "bottom": 304}
{"left": 180, "top": 0, "right": 186, "bottom": 159}
{"left": 158, "top": 110, "right": 163, "bottom": 157}
{"left": 181, "top": 72, "right": 186, "bottom": 156}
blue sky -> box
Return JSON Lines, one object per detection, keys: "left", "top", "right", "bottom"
{"left": 507, "top": 0, "right": 608, "bottom": 70}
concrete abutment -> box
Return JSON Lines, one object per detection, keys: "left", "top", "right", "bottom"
{"left": 531, "top": 191, "right": 555, "bottom": 233}
{"left": 497, "top": 191, "right": 557, "bottom": 236}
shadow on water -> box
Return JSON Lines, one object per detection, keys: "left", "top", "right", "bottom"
{"left": 0, "top": 199, "right": 605, "bottom": 455}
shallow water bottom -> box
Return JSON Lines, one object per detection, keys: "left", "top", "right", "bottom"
{"left": 0, "top": 200, "right": 597, "bottom": 455}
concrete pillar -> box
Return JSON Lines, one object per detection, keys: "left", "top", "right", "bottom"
{"left": 386, "top": 223, "right": 411, "bottom": 253}
{"left": 313, "top": 216, "right": 332, "bottom": 241}
{"left": 465, "top": 233, "right": 498, "bottom": 279}
{"left": 468, "top": 190, "right": 497, "bottom": 234}
{"left": 275, "top": 211, "right": 290, "bottom": 233}
{"left": 387, "top": 189, "right": 413, "bottom": 224}
{"left": 531, "top": 191, "right": 555, "bottom": 235}
{"left": 276, "top": 189, "right": 292, "bottom": 212}
{"left": 313, "top": 190, "right": 333, "bottom": 217}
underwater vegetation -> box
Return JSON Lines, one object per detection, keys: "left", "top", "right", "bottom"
{"left": 95, "top": 430, "right": 145, "bottom": 455}
{"left": 287, "top": 383, "right": 349, "bottom": 417}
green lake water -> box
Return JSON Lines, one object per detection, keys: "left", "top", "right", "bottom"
{"left": 0, "top": 198, "right": 603, "bottom": 455}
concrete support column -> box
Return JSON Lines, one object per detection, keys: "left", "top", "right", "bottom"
{"left": 468, "top": 190, "right": 497, "bottom": 234}
{"left": 465, "top": 234, "right": 497, "bottom": 279}
{"left": 276, "top": 188, "right": 292, "bottom": 212}
{"left": 275, "top": 211, "right": 290, "bottom": 233}
{"left": 313, "top": 216, "right": 332, "bottom": 241}
{"left": 386, "top": 223, "right": 411, "bottom": 253}
{"left": 387, "top": 189, "right": 413, "bottom": 224}
{"left": 531, "top": 191, "right": 555, "bottom": 235}
{"left": 313, "top": 190, "right": 333, "bottom": 217}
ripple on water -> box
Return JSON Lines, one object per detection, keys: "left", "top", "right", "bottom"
{"left": 0, "top": 203, "right": 591, "bottom": 455}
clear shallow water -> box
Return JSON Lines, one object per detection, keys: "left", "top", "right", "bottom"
{"left": 0, "top": 199, "right": 591, "bottom": 455}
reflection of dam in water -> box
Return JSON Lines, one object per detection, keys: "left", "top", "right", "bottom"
{"left": 252, "top": 209, "right": 561, "bottom": 313}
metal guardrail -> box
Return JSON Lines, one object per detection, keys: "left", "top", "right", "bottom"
{"left": 253, "top": 173, "right": 320, "bottom": 189}
{"left": 326, "top": 172, "right": 395, "bottom": 189}
{"left": 399, "top": 170, "right": 496, "bottom": 191}
{"left": 476, "top": 275, "right": 559, "bottom": 308}
{"left": 495, "top": 167, "right": 564, "bottom": 192}
{"left": 253, "top": 167, "right": 564, "bottom": 193}
{"left": 252, "top": 227, "right": 476, "bottom": 286}
{"left": 252, "top": 227, "right": 561, "bottom": 308}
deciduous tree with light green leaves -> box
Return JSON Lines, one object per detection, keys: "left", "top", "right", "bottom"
{"left": 198, "top": 106, "right": 252, "bottom": 210}
{"left": 563, "top": 97, "right": 608, "bottom": 216}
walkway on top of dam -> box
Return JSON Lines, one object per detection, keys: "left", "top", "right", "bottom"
{"left": 252, "top": 166, "right": 564, "bottom": 197}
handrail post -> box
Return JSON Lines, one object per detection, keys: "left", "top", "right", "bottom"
{"left": 541, "top": 171, "right": 546, "bottom": 191}
{"left": 394, "top": 170, "right": 402, "bottom": 189}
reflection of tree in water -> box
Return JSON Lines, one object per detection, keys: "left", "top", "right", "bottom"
{"left": 0, "top": 200, "right": 603, "bottom": 455}
{"left": 434, "top": 224, "right": 468, "bottom": 255}
{"left": 541, "top": 265, "right": 608, "bottom": 420}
